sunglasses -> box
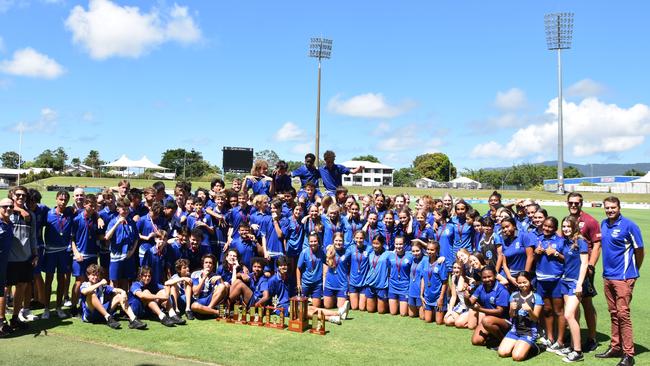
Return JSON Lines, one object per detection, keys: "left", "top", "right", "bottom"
{"left": 568, "top": 202, "right": 581, "bottom": 207}
{"left": 14, "top": 193, "right": 26, "bottom": 197}
{"left": 0, "top": 205, "right": 13, "bottom": 209}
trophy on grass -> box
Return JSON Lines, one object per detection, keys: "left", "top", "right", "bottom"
{"left": 224, "top": 304, "right": 235, "bottom": 324}
{"left": 215, "top": 304, "right": 226, "bottom": 322}
{"left": 249, "top": 306, "right": 265, "bottom": 327}
{"left": 310, "top": 310, "right": 326, "bottom": 335}
{"left": 288, "top": 293, "right": 309, "bottom": 333}
{"left": 235, "top": 304, "right": 248, "bottom": 325}
{"left": 265, "top": 295, "right": 285, "bottom": 329}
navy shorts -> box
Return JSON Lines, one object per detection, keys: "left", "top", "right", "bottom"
{"left": 72, "top": 257, "right": 98, "bottom": 277}
{"left": 33, "top": 247, "right": 45, "bottom": 275}
{"left": 388, "top": 292, "right": 408, "bottom": 302}
{"left": 364, "top": 286, "right": 387, "bottom": 300}
{"left": 324, "top": 287, "right": 347, "bottom": 299}
{"left": 302, "top": 282, "right": 323, "bottom": 299}
{"left": 128, "top": 297, "right": 150, "bottom": 318}
{"left": 537, "top": 279, "right": 562, "bottom": 299}
{"left": 348, "top": 284, "right": 365, "bottom": 294}
{"left": 7, "top": 260, "right": 33, "bottom": 285}
{"left": 43, "top": 251, "right": 72, "bottom": 274}
{"left": 82, "top": 301, "right": 112, "bottom": 323}
{"left": 194, "top": 295, "right": 212, "bottom": 307}
{"left": 505, "top": 328, "right": 538, "bottom": 346}
{"left": 407, "top": 296, "right": 422, "bottom": 307}
{"left": 109, "top": 258, "right": 136, "bottom": 281}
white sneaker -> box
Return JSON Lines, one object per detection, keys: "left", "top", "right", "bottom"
{"left": 539, "top": 337, "right": 552, "bottom": 348}
{"left": 328, "top": 315, "right": 341, "bottom": 325}
{"left": 18, "top": 309, "right": 38, "bottom": 322}
{"left": 41, "top": 309, "right": 51, "bottom": 320}
{"left": 63, "top": 298, "right": 72, "bottom": 307}
{"left": 56, "top": 308, "right": 68, "bottom": 319}
{"left": 338, "top": 300, "right": 350, "bottom": 320}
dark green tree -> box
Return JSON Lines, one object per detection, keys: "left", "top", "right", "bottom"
{"left": 624, "top": 169, "right": 646, "bottom": 176}
{"left": 351, "top": 155, "right": 380, "bottom": 163}
{"left": 254, "top": 149, "right": 280, "bottom": 167}
{"left": 160, "top": 148, "right": 213, "bottom": 179}
{"left": 393, "top": 167, "right": 416, "bottom": 187}
{"left": 412, "top": 153, "right": 456, "bottom": 182}
{"left": 1, "top": 151, "right": 20, "bottom": 169}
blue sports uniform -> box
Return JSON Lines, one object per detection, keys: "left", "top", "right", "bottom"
{"left": 496, "top": 232, "right": 532, "bottom": 279}
{"left": 191, "top": 269, "right": 219, "bottom": 306}
{"left": 364, "top": 223, "right": 385, "bottom": 248}
{"left": 248, "top": 273, "right": 269, "bottom": 307}
{"left": 560, "top": 238, "right": 589, "bottom": 296}
{"left": 387, "top": 251, "right": 414, "bottom": 302}
{"left": 0, "top": 220, "right": 14, "bottom": 297}
{"left": 535, "top": 234, "right": 565, "bottom": 298}
{"left": 107, "top": 216, "right": 138, "bottom": 281}
{"left": 80, "top": 281, "right": 116, "bottom": 322}
{"left": 43, "top": 207, "right": 74, "bottom": 274}
{"left": 412, "top": 222, "right": 435, "bottom": 243}
{"left": 136, "top": 213, "right": 168, "bottom": 265}
{"left": 70, "top": 211, "right": 99, "bottom": 277}
{"left": 266, "top": 272, "right": 292, "bottom": 316}
{"left": 471, "top": 282, "right": 510, "bottom": 317}
{"left": 451, "top": 216, "right": 475, "bottom": 256}
{"left": 364, "top": 250, "right": 390, "bottom": 299}
{"left": 229, "top": 237, "right": 257, "bottom": 270}
{"left": 343, "top": 217, "right": 365, "bottom": 249}
{"left": 297, "top": 247, "right": 325, "bottom": 298}
{"left": 347, "top": 244, "right": 370, "bottom": 293}
{"left": 128, "top": 281, "right": 165, "bottom": 317}
{"left": 281, "top": 216, "right": 304, "bottom": 258}
{"left": 259, "top": 215, "right": 285, "bottom": 267}
{"left": 186, "top": 213, "right": 214, "bottom": 249}
{"left": 319, "top": 164, "right": 351, "bottom": 195}
{"left": 226, "top": 205, "right": 252, "bottom": 240}
{"left": 291, "top": 165, "right": 321, "bottom": 189}
{"left": 245, "top": 176, "right": 272, "bottom": 196}
{"left": 98, "top": 206, "right": 118, "bottom": 267}
{"left": 382, "top": 224, "right": 399, "bottom": 251}
{"left": 142, "top": 245, "right": 174, "bottom": 285}
{"left": 321, "top": 215, "right": 346, "bottom": 250}
{"left": 324, "top": 247, "right": 350, "bottom": 298}
{"left": 419, "top": 259, "right": 449, "bottom": 311}
{"left": 407, "top": 254, "right": 426, "bottom": 307}
{"left": 506, "top": 292, "right": 544, "bottom": 345}
{"left": 435, "top": 222, "right": 455, "bottom": 270}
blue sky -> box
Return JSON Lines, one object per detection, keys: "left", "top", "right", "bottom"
{"left": 1, "top": 0, "right": 649, "bottom": 172}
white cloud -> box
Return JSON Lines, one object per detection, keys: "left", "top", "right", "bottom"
{"left": 291, "top": 141, "right": 313, "bottom": 155}
{"left": 372, "top": 122, "right": 391, "bottom": 136}
{"left": 8, "top": 107, "right": 58, "bottom": 133}
{"left": 0, "top": 47, "right": 65, "bottom": 79}
{"left": 567, "top": 79, "right": 606, "bottom": 98}
{"left": 376, "top": 123, "right": 442, "bottom": 152}
{"left": 274, "top": 122, "right": 306, "bottom": 142}
{"left": 328, "top": 93, "right": 415, "bottom": 119}
{"left": 494, "top": 88, "right": 527, "bottom": 111}
{"left": 0, "top": 36, "right": 5, "bottom": 52}
{"left": 471, "top": 97, "right": 650, "bottom": 159}
{"left": 65, "top": 0, "right": 201, "bottom": 60}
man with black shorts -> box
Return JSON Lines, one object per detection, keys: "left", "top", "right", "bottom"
{"left": 567, "top": 192, "right": 601, "bottom": 352}
{"left": 8, "top": 186, "right": 39, "bottom": 330}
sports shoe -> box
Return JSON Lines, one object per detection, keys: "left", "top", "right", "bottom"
{"left": 562, "top": 350, "right": 584, "bottom": 363}
{"left": 18, "top": 309, "right": 38, "bottom": 322}
{"left": 0, "top": 320, "right": 13, "bottom": 337}
{"left": 548, "top": 342, "right": 565, "bottom": 355}
{"left": 41, "top": 309, "right": 51, "bottom": 320}
{"left": 185, "top": 310, "right": 195, "bottom": 321}
{"left": 328, "top": 315, "right": 341, "bottom": 325}
{"left": 170, "top": 314, "right": 186, "bottom": 325}
{"left": 582, "top": 338, "right": 598, "bottom": 353}
{"left": 128, "top": 318, "right": 147, "bottom": 330}
{"left": 539, "top": 337, "right": 552, "bottom": 348}
{"left": 338, "top": 300, "right": 350, "bottom": 320}
{"left": 557, "top": 346, "right": 573, "bottom": 356}
{"left": 106, "top": 316, "right": 121, "bottom": 329}
{"left": 56, "top": 308, "right": 69, "bottom": 319}
{"left": 160, "top": 315, "right": 176, "bottom": 327}
{"left": 10, "top": 318, "right": 29, "bottom": 330}
{"left": 63, "top": 297, "right": 72, "bottom": 308}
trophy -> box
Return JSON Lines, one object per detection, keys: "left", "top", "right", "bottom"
{"left": 249, "top": 306, "right": 265, "bottom": 327}
{"left": 215, "top": 304, "right": 225, "bottom": 322}
{"left": 235, "top": 304, "right": 248, "bottom": 325}
{"left": 224, "top": 305, "right": 235, "bottom": 324}
{"left": 309, "top": 310, "right": 326, "bottom": 335}
{"left": 265, "top": 296, "right": 285, "bottom": 329}
{"left": 288, "top": 295, "right": 309, "bottom": 332}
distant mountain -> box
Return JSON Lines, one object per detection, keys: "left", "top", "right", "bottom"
{"left": 538, "top": 161, "right": 650, "bottom": 176}
{"left": 485, "top": 161, "right": 650, "bottom": 176}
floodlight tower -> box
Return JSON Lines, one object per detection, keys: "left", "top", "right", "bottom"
{"left": 545, "top": 12, "right": 574, "bottom": 194}
{"left": 309, "top": 37, "right": 332, "bottom": 166}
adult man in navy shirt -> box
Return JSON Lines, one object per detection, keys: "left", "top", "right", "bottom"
{"left": 318, "top": 150, "right": 363, "bottom": 197}
{"left": 596, "top": 196, "right": 644, "bottom": 366}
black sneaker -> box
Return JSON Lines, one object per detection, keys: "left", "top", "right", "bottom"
{"left": 562, "top": 350, "right": 584, "bottom": 363}
{"left": 10, "top": 318, "right": 28, "bottom": 330}
{"left": 185, "top": 310, "right": 195, "bottom": 321}
{"left": 160, "top": 315, "right": 175, "bottom": 327}
{"left": 128, "top": 318, "right": 147, "bottom": 330}
{"left": 170, "top": 314, "right": 186, "bottom": 325}
{"left": 70, "top": 307, "right": 79, "bottom": 318}
{"left": 582, "top": 338, "right": 598, "bottom": 353}
{"left": 106, "top": 316, "right": 121, "bottom": 329}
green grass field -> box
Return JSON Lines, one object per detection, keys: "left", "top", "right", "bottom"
{"left": 2, "top": 179, "right": 650, "bottom": 365}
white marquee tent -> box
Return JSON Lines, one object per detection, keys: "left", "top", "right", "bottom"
{"left": 101, "top": 155, "right": 168, "bottom": 176}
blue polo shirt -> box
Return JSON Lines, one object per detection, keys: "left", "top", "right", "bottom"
{"left": 273, "top": 174, "right": 293, "bottom": 193}
{"left": 71, "top": 212, "right": 99, "bottom": 258}
{"left": 451, "top": 216, "right": 474, "bottom": 254}
{"left": 324, "top": 248, "right": 350, "bottom": 290}
{"left": 495, "top": 232, "right": 532, "bottom": 277}
{"left": 191, "top": 270, "right": 219, "bottom": 298}
{"left": 562, "top": 238, "right": 588, "bottom": 282}
{"left": 259, "top": 216, "right": 284, "bottom": 256}
{"left": 297, "top": 247, "right": 325, "bottom": 286}
{"left": 601, "top": 215, "right": 644, "bottom": 280}
{"left": 230, "top": 237, "right": 257, "bottom": 270}
{"left": 226, "top": 205, "right": 252, "bottom": 240}
{"left": 471, "top": 282, "right": 509, "bottom": 314}
{"left": 107, "top": 216, "right": 138, "bottom": 262}
{"left": 250, "top": 273, "right": 269, "bottom": 300}
{"left": 535, "top": 234, "right": 565, "bottom": 282}
{"left": 266, "top": 273, "right": 291, "bottom": 309}
{"left": 245, "top": 176, "right": 271, "bottom": 196}
{"left": 44, "top": 207, "right": 74, "bottom": 253}
{"left": 387, "top": 251, "right": 413, "bottom": 295}
{"left": 291, "top": 165, "right": 320, "bottom": 188}
{"left": 281, "top": 216, "right": 304, "bottom": 257}
{"left": 418, "top": 259, "right": 448, "bottom": 305}
{"left": 142, "top": 245, "right": 174, "bottom": 285}
{"left": 364, "top": 251, "right": 390, "bottom": 289}
{"left": 436, "top": 223, "right": 455, "bottom": 269}
{"left": 319, "top": 164, "right": 351, "bottom": 192}
{"left": 0, "top": 220, "right": 14, "bottom": 257}
{"left": 321, "top": 214, "right": 345, "bottom": 248}
{"left": 347, "top": 244, "right": 370, "bottom": 287}
{"left": 186, "top": 213, "right": 213, "bottom": 247}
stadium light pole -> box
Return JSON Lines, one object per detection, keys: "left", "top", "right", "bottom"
{"left": 16, "top": 123, "right": 24, "bottom": 186}
{"left": 309, "top": 37, "right": 333, "bottom": 166}
{"left": 545, "top": 12, "right": 574, "bottom": 195}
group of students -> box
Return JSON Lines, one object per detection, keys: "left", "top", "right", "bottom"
{"left": 0, "top": 151, "right": 644, "bottom": 366}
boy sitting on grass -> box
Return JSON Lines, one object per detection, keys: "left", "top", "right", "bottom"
{"left": 166, "top": 258, "right": 195, "bottom": 320}
{"left": 128, "top": 266, "right": 186, "bottom": 327}
{"left": 79, "top": 264, "right": 147, "bottom": 330}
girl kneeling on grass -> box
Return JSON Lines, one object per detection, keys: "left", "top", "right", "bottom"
{"left": 407, "top": 240, "right": 426, "bottom": 319}
{"left": 498, "top": 271, "right": 543, "bottom": 361}
{"left": 444, "top": 261, "right": 469, "bottom": 327}
{"left": 364, "top": 235, "right": 390, "bottom": 314}
{"left": 324, "top": 233, "right": 351, "bottom": 309}
{"left": 347, "top": 231, "right": 369, "bottom": 311}
{"left": 419, "top": 241, "right": 448, "bottom": 324}
{"left": 468, "top": 266, "right": 511, "bottom": 348}
{"left": 80, "top": 264, "right": 146, "bottom": 330}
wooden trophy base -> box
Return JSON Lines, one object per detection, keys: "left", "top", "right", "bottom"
{"left": 288, "top": 320, "right": 308, "bottom": 333}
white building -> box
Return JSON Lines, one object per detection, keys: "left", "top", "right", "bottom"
{"left": 341, "top": 160, "right": 394, "bottom": 187}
